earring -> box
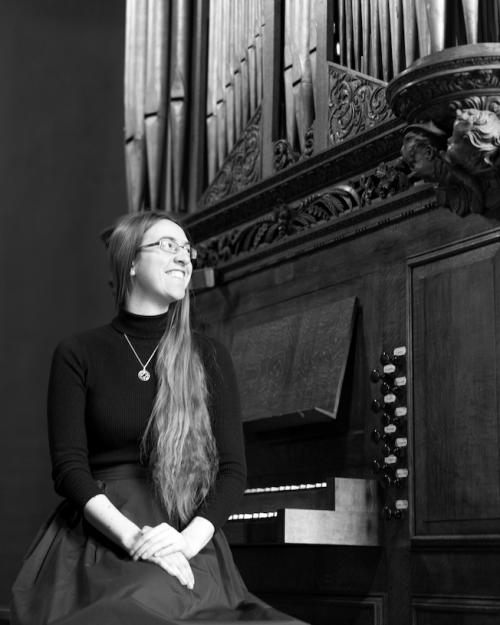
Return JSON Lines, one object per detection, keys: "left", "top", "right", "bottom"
{"left": 130, "top": 266, "right": 136, "bottom": 276}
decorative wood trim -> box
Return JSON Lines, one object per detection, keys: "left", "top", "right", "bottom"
{"left": 411, "top": 534, "right": 500, "bottom": 550}
{"left": 185, "top": 119, "right": 406, "bottom": 239}
{"left": 407, "top": 227, "right": 500, "bottom": 549}
{"left": 412, "top": 595, "right": 500, "bottom": 624}
{"left": 407, "top": 227, "right": 500, "bottom": 269}
{"left": 196, "top": 157, "right": 413, "bottom": 272}
{"left": 199, "top": 186, "right": 437, "bottom": 285}
{"left": 328, "top": 63, "right": 394, "bottom": 146}
{"left": 387, "top": 43, "right": 500, "bottom": 126}
{"left": 199, "top": 106, "right": 263, "bottom": 209}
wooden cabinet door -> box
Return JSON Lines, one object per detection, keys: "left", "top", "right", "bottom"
{"left": 408, "top": 230, "right": 500, "bottom": 624}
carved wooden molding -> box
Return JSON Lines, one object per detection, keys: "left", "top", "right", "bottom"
{"left": 196, "top": 157, "right": 413, "bottom": 270}
{"left": 400, "top": 118, "right": 500, "bottom": 218}
{"left": 412, "top": 595, "right": 500, "bottom": 623}
{"left": 387, "top": 45, "right": 500, "bottom": 218}
{"left": 197, "top": 185, "right": 360, "bottom": 268}
{"left": 408, "top": 228, "right": 500, "bottom": 550}
{"left": 387, "top": 43, "right": 500, "bottom": 128}
{"left": 199, "top": 107, "right": 262, "bottom": 210}
{"left": 194, "top": 187, "right": 437, "bottom": 285}
{"left": 187, "top": 119, "right": 405, "bottom": 241}
{"left": 273, "top": 126, "right": 314, "bottom": 172}
{"left": 328, "top": 64, "right": 394, "bottom": 146}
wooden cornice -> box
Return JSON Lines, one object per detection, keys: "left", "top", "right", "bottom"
{"left": 183, "top": 119, "right": 406, "bottom": 241}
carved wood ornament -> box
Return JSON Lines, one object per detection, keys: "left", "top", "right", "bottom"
{"left": 387, "top": 44, "right": 500, "bottom": 218}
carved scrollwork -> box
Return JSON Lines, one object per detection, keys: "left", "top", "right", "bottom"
{"left": 394, "top": 69, "right": 500, "bottom": 125}
{"left": 358, "top": 161, "right": 411, "bottom": 207}
{"left": 328, "top": 66, "right": 394, "bottom": 146}
{"left": 273, "top": 126, "right": 315, "bottom": 172}
{"left": 387, "top": 44, "right": 500, "bottom": 128}
{"left": 196, "top": 185, "right": 360, "bottom": 268}
{"left": 273, "top": 140, "right": 300, "bottom": 172}
{"left": 388, "top": 45, "right": 500, "bottom": 217}
{"left": 201, "top": 107, "right": 262, "bottom": 209}
{"left": 304, "top": 126, "right": 314, "bottom": 158}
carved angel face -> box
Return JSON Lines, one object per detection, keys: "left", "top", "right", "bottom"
{"left": 446, "top": 110, "right": 500, "bottom": 175}
{"left": 401, "top": 131, "right": 438, "bottom": 181}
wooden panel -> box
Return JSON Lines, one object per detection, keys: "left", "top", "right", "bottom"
{"left": 232, "top": 544, "right": 385, "bottom": 596}
{"left": 231, "top": 297, "right": 357, "bottom": 422}
{"left": 409, "top": 232, "right": 500, "bottom": 538}
{"left": 412, "top": 596, "right": 500, "bottom": 625}
{"left": 257, "top": 594, "right": 385, "bottom": 625}
{"left": 412, "top": 551, "right": 500, "bottom": 598}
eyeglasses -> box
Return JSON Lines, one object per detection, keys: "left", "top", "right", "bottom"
{"left": 138, "top": 237, "right": 197, "bottom": 260}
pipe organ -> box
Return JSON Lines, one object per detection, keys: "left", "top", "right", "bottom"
{"left": 222, "top": 297, "right": 380, "bottom": 548}
{"left": 124, "top": 0, "right": 500, "bottom": 213}
{"left": 206, "top": 0, "right": 264, "bottom": 183}
{"left": 334, "top": 0, "right": 500, "bottom": 83}
{"left": 283, "top": 0, "right": 317, "bottom": 155}
{"left": 118, "top": 4, "right": 500, "bottom": 618}
{"left": 179, "top": 3, "right": 500, "bottom": 622}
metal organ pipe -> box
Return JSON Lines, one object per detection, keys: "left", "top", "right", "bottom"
{"left": 205, "top": 0, "right": 264, "bottom": 184}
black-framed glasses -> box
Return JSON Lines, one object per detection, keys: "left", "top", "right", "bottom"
{"left": 138, "top": 237, "right": 197, "bottom": 260}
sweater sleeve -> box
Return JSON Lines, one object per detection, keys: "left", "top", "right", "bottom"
{"left": 195, "top": 337, "right": 247, "bottom": 529}
{"left": 47, "top": 337, "right": 103, "bottom": 508}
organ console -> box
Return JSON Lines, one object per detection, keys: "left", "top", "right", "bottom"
{"left": 225, "top": 476, "right": 379, "bottom": 546}
{"left": 224, "top": 297, "right": 381, "bottom": 548}
{"left": 370, "top": 346, "right": 409, "bottom": 521}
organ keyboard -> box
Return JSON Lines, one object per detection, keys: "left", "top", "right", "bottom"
{"left": 226, "top": 296, "right": 380, "bottom": 548}
{"left": 224, "top": 477, "right": 380, "bottom": 546}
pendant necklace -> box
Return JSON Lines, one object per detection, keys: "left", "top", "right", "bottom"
{"left": 123, "top": 334, "right": 160, "bottom": 382}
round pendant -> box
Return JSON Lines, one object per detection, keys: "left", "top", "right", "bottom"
{"left": 138, "top": 369, "right": 150, "bottom": 382}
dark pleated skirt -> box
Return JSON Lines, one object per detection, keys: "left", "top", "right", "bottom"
{"left": 11, "top": 465, "right": 304, "bottom": 625}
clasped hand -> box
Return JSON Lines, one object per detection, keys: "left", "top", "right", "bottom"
{"left": 131, "top": 522, "right": 188, "bottom": 560}
{"left": 130, "top": 523, "right": 194, "bottom": 590}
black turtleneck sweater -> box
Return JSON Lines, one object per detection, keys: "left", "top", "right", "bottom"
{"left": 47, "top": 309, "right": 246, "bottom": 530}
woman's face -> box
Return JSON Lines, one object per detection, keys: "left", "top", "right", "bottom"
{"left": 129, "top": 219, "right": 193, "bottom": 309}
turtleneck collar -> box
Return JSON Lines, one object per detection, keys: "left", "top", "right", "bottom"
{"left": 111, "top": 308, "right": 171, "bottom": 339}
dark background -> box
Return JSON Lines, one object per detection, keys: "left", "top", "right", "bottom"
{"left": 0, "top": 0, "right": 126, "bottom": 606}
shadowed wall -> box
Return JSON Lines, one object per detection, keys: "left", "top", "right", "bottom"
{"left": 0, "top": 0, "right": 126, "bottom": 607}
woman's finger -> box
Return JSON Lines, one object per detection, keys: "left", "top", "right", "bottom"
{"left": 136, "top": 536, "right": 174, "bottom": 560}
{"left": 131, "top": 524, "right": 177, "bottom": 558}
{"left": 153, "top": 553, "right": 194, "bottom": 589}
{"left": 153, "top": 544, "right": 181, "bottom": 558}
{"left": 154, "top": 556, "right": 193, "bottom": 589}
{"left": 171, "top": 553, "right": 194, "bottom": 587}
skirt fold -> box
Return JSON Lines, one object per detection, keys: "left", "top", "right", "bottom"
{"left": 11, "top": 470, "right": 305, "bottom": 625}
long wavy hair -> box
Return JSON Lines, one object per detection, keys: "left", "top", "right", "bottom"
{"left": 108, "top": 211, "right": 218, "bottom": 524}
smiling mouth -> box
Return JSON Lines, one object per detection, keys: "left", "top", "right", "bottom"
{"left": 165, "top": 270, "right": 185, "bottom": 279}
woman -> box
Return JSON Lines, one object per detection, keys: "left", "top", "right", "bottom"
{"left": 11, "top": 211, "right": 302, "bottom": 625}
